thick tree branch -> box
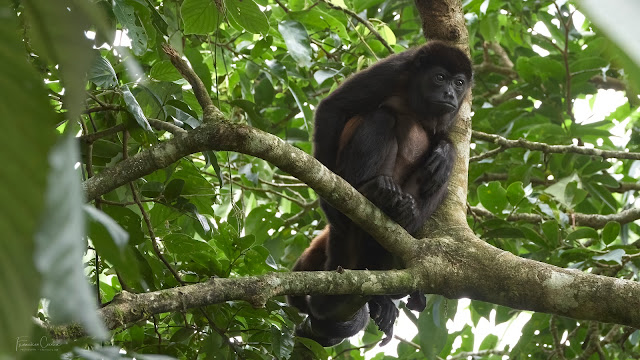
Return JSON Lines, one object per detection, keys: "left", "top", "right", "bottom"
{"left": 77, "top": 2, "right": 640, "bottom": 340}
{"left": 82, "top": 121, "right": 418, "bottom": 262}
{"left": 57, "top": 228, "right": 640, "bottom": 337}
{"left": 473, "top": 130, "right": 640, "bottom": 160}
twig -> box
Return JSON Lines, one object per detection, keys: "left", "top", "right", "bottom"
{"left": 79, "top": 123, "right": 126, "bottom": 144}
{"left": 162, "top": 44, "right": 223, "bottom": 122}
{"left": 148, "top": 118, "right": 188, "bottom": 135}
{"left": 468, "top": 205, "right": 640, "bottom": 228}
{"left": 473, "top": 172, "right": 640, "bottom": 193}
{"left": 472, "top": 131, "right": 640, "bottom": 160}
{"left": 550, "top": 316, "right": 567, "bottom": 360}
{"left": 469, "top": 145, "right": 506, "bottom": 162}
{"left": 318, "top": 0, "right": 394, "bottom": 54}
{"left": 83, "top": 104, "right": 125, "bottom": 114}
{"left": 553, "top": 2, "right": 576, "bottom": 122}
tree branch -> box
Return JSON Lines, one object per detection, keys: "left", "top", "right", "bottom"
{"left": 57, "top": 228, "right": 640, "bottom": 337}
{"left": 473, "top": 130, "right": 640, "bottom": 160}
{"left": 468, "top": 205, "right": 640, "bottom": 228}
{"left": 318, "top": 0, "right": 394, "bottom": 54}
{"left": 474, "top": 172, "right": 640, "bottom": 193}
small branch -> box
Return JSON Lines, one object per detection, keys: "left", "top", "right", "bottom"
{"left": 468, "top": 206, "right": 640, "bottom": 228}
{"left": 589, "top": 75, "right": 627, "bottom": 92}
{"left": 554, "top": 2, "right": 576, "bottom": 122}
{"left": 147, "top": 118, "right": 188, "bottom": 135}
{"left": 123, "top": 131, "right": 183, "bottom": 285}
{"left": 273, "top": 0, "right": 289, "bottom": 13}
{"left": 488, "top": 42, "right": 514, "bottom": 68}
{"left": 78, "top": 120, "right": 185, "bottom": 144}
{"left": 79, "top": 123, "right": 126, "bottom": 144}
{"left": 550, "top": 316, "right": 567, "bottom": 360}
{"left": 469, "top": 145, "right": 506, "bottom": 162}
{"left": 318, "top": 0, "right": 394, "bottom": 54}
{"left": 83, "top": 104, "right": 126, "bottom": 114}
{"left": 161, "top": 44, "right": 223, "bottom": 123}
{"left": 474, "top": 43, "right": 517, "bottom": 78}
{"left": 473, "top": 172, "right": 640, "bottom": 193}
{"left": 450, "top": 350, "right": 509, "bottom": 360}
{"left": 473, "top": 131, "right": 640, "bottom": 160}
{"left": 393, "top": 335, "right": 420, "bottom": 349}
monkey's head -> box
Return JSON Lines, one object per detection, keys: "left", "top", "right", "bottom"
{"left": 408, "top": 41, "right": 473, "bottom": 132}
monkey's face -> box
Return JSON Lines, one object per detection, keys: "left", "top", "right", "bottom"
{"left": 420, "top": 66, "right": 468, "bottom": 115}
{"left": 409, "top": 65, "right": 470, "bottom": 132}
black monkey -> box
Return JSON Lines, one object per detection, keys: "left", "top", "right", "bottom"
{"left": 288, "top": 41, "right": 473, "bottom": 347}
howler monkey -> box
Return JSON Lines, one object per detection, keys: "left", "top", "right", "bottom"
{"left": 288, "top": 41, "right": 473, "bottom": 347}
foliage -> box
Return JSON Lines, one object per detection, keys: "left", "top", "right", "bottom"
{"left": 3, "top": 0, "right": 640, "bottom": 359}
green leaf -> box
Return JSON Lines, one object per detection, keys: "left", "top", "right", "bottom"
{"left": 255, "top": 78, "right": 275, "bottom": 107}
{"left": 35, "top": 136, "right": 107, "bottom": 339}
{"left": 479, "top": 334, "right": 499, "bottom": 350}
{"left": 352, "top": 0, "right": 385, "bottom": 13}
{"left": 314, "top": 69, "right": 341, "bottom": 85}
{"left": 164, "top": 179, "right": 185, "bottom": 202}
{"left": 85, "top": 206, "right": 129, "bottom": 249}
{"left": 102, "top": 207, "right": 145, "bottom": 246}
{"left": 566, "top": 227, "right": 598, "bottom": 241}
{"left": 289, "top": 8, "right": 348, "bottom": 40}
{"left": 506, "top": 181, "right": 525, "bottom": 206}
{"left": 541, "top": 220, "right": 559, "bottom": 247}
{"left": 477, "top": 181, "right": 508, "bottom": 213}
{"left": 88, "top": 56, "right": 118, "bottom": 88}
{"left": 121, "top": 85, "right": 152, "bottom": 131}
{"left": 164, "top": 234, "right": 222, "bottom": 274}
{"left": 23, "top": 0, "right": 95, "bottom": 118}
{"left": 225, "top": 0, "right": 269, "bottom": 35}
{"left": 270, "top": 325, "right": 294, "bottom": 359}
{"left": 565, "top": 181, "right": 588, "bottom": 207}
{"left": 484, "top": 227, "right": 525, "bottom": 239}
{"left": 520, "top": 226, "right": 549, "bottom": 248}
{"left": 545, "top": 173, "right": 581, "bottom": 208}
{"left": 418, "top": 296, "right": 450, "bottom": 359}
{"left": 140, "top": 181, "right": 164, "bottom": 198}
{"left": 593, "top": 249, "right": 625, "bottom": 264}
{"left": 602, "top": 222, "right": 621, "bottom": 245}
{"left": 376, "top": 23, "right": 396, "bottom": 46}
{"left": 181, "top": 0, "right": 220, "bottom": 35}
{"left": 150, "top": 60, "right": 183, "bottom": 82}
{"left": 288, "top": 82, "right": 313, "bottom": 132}
{"left": 0, "top": 11, "right": 56, "bottom": 352}
{"left": 113, "top": 0, "right": 148, "bottom": 55}
{"left": 278, "top": 20, "right": 312, "bottom": 68}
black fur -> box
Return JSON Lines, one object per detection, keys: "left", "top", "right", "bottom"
{"left": 288, "top": 41, "right": 472, "bottom": 346}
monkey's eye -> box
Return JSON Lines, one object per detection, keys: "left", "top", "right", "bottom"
{"left": 455, "top": 79, "right": 465, "bottom": 87}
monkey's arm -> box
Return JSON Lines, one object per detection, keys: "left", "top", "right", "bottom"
{"left": 313, "top": 52, "right": 415, "bottom": 171}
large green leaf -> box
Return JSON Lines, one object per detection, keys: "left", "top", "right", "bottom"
{"left": 225, "top": 0, "right": 269, "bottom": 35}
{"left": 0, "top": 7, "right": 56, "bottom": 354}
{"left": 112, "top": 0, "right": 148, "bottom": 55}
{"left": 181, "top": 0, "right": 220, "bottom": 35}
{"left": 35, "top": 136, "right": 107, "bottom": 339}
{"left": 278, "top": 20, "right": 312, "bottom": 68}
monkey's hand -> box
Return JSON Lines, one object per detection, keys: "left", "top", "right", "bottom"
{"left": 358, "top": 176, "right": 418, "bottom": 224}
{"left": 406, "top": 291, "right": 427, "bottom": 312}
{"left": 419, "top": 140, "right": 455, "bottom": 196}
{"left": 368, "top": 295, "right": 399, "bottom": 346}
